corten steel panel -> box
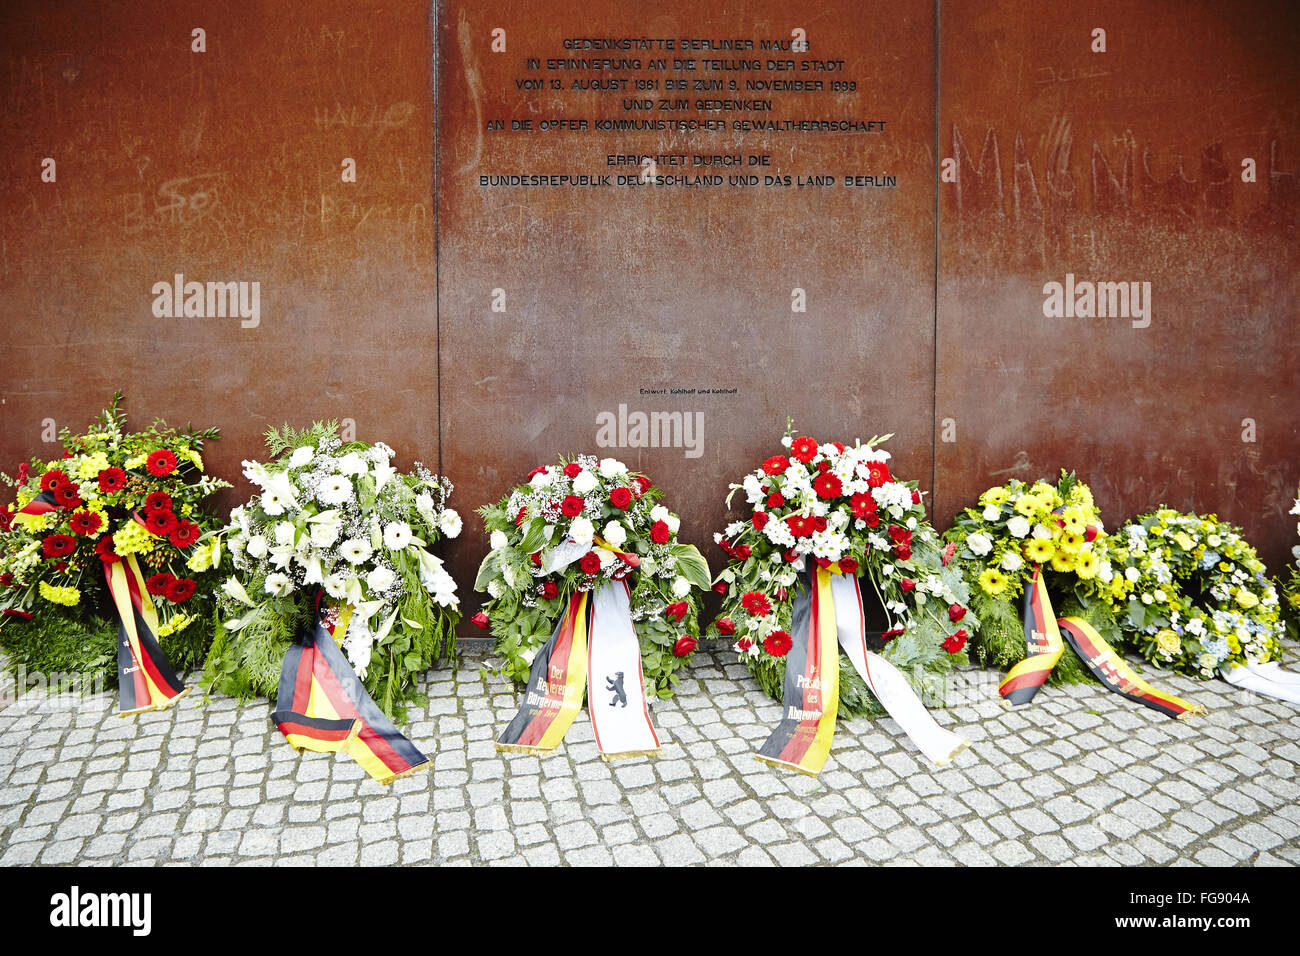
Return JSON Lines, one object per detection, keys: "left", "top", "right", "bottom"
{"left": 437, "top": 1, "right": 939, "bottom": 621}
{"left": 0, "top": 1, "right": 437, "bottom": 513}
{"left": 934, "top": 0, "right": 1300, "bottom": 568}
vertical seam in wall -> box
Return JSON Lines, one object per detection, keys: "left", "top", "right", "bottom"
{"left": 930, "top": 0, "right": 941, "bottom": 512}
{"left": 433, "top": 0, "right": 443, "bottom": 480}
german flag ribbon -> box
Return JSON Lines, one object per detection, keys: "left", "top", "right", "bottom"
{"left": 758, "top": 565, "right": 968, "bottom": 776}
{"left": 14, "top": 494, "right": 189, "bottom": 716}
{"left": 999, "top": 565, "right": 1202, "bottom": 719}
{"left": 497, "top": 581, "right": 661, "bottom": 760}
{"left": 271, "top": 591, "right": 430, "bottom": 784}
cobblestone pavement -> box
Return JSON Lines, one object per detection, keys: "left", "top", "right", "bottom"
{"left": 1, "top": 646, "right": 1297, "bottom": 866}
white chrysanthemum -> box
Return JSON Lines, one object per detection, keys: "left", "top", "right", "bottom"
{"left": 430, "top": 572, "right": 458, "bottom": 608}
{"left": 1006, "top": 516, "right": 1031, "bottom": 538}
{"left": 672, "top": 575, "right": 690, "bottom": 597}
{"left": 598, "top": 458, "right": 627, "bottom": 478}
{"left": 366, "top": 566, "right": 396, "bottom": 594}
{"left": 318, "top": 475, "right": 353, "bottom": 506}
{"left": 872, "top": 482, "right": 912, "bottom": 512}
{"left": 242, "top": 459, "right": 270, "bottom": 488}
{"left": 602, "top": 521, "right": 627, "bottom": 548}
{"left": 346, "top": 627, "right": 374, "bottom": 679}
{"left": 438, "top": 509, "right": 462, "bottom": 538}
{"left": 487, "top": 579, "right": 503, "bottom": 599}
{"left": 763, "top": 520, "right": 796, "bottom": 549}
{"left": 264, "top": 572, "right": 292, "bottom": 598}
{"left": 572, "top": 470, "right": 599, "bottom": 495}
{"left": 966, "top": 532, "right": 993, "bottom": 556}
{"left": 490, "top": 529, "right": 509, "bottom": 551}
{"left": 742, "top": 474, "right": 764, "bottom": 504}
{"left": 384, "top": 521, "right": 413, "bottom": 551}
{"left": 569, "top": 516, "right": 595, "bottom": 543}
{"left": 724, "top": 521, "right": 745, "bottom": 538}
{"left": 340, "top": 537, "right": 373, "bottom": 565}
{"left": 288, "top": 446, "right": 315, "bottom": 468}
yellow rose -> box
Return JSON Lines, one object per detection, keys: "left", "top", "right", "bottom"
{"left": 1235, "top": 590, "right": 1259, "bottom": 609}
{"left": 1154, "top": 629, "right": 1181, "bottom": 656}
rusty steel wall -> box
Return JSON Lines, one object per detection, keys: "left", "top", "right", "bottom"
{"left": 1, "top": 1, "right": 1296, "bottom": 632}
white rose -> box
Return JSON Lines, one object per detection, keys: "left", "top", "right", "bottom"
{"left": 672, "top": 575, "right": 690, "bottom": 597}
{"left": 1032, "top": 523, "right": 1053, "bottom": 540}
{"left": 274, "top": 521, "right": 296, "bottom": 547}
{"left": 598, "top": 549, "right": 616, "bottom": 569}
{"left": 1141, "top": 593, "right": 1154, "bottom": 605}
{"left": 310, "top": 522, "right": 339, "bottom": 548}
{"left": 966, "top": 532, "right": 993, "bottom": 556}
{"left": 569, "top": 516, "right": 595, "bottom": 543}
{"left": 490, "top": 529, "right": 509, "bottom": 551}
{"left": 366, "top": 566, "right": 396, "bottom": 593}
{"left": 602, "top": 521, "right": 627, "bottom": 548}
{"left": 529, "top": 469, "right": 553, "bottom": 488}
{"left": 288, "top": 446, "right": 315, "bottom": 469}
{"left": 982, "top": 505, "right": 1000, "bottom": 521}
{"left": 245, "top": 535, "right": 268, "bottom": 559}
{"left": 572, "top": 470, "right": 598, "bottom": 495}
{"left": 1007, "top": 516, "right": 1031, "bottom": 539}
{"left": 598, "top": 458, "right": 627, "bottom": 478}
{"left": 1125, "top": 566, "right": 1140, "bottom": 583}
{"left": 335, "top": 452, "right": 368, "bottom": 476}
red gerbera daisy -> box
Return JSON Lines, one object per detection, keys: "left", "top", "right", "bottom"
{"left": 41, "top": 534, "right": 76, "bottom": 559}
{"left": 813, "top": 472, "right": 842, "bottom": 500}
{"left": 865, "top": 461, "right": 892, "bottom": 488}
{"left": 95, "top": 536, "right": 121, "bottom": 565}
{"left": 97, "top": 467, "right": 127, "bottom": 493}
{"left": 761, "top": 455, "right": 790, "bottom": 476}
{"left": 145, "top": 572, "right": 176, "bottom": 596}
{"left": 144, "top": 509, "right": 179, "bottom": 536}
{"left": 609, "top": 487, "right": 632, "bottom": 510}
{"left": 68, "top": 510, "right": 103, "bottom": 536}
{"left": 54, "top": 485, "right": 82, "bottom": 509}
{"left": 790, "top": 436, "right": 818, "bottom": 463}
{"left": 560, "top": 494, "right": 585, "bottom": 518}
{"left": 145, "top": 491, "right": 173, "bottom": 512}
{"left": 763, "top": 630, "right": 793, "bottom": 657}
{"left": 169, "top": 521, "right": 201, "bottom": 549}
{"left": 740, "top": 591, "right": 772, "bottom": 617}
{"left": 0, "top": 509, "right": 11, "bottom": 533}
{"left": 146, "top": 449, "right": 179, "bottom": 477}
{"left": 40, "top": 469, "right": 70, "bottom": 492}
{"left": 849, "top": 492, "right": 877, "bottom": 520}
{"left": 165, "top": 577, "right": 197, "bottom": 603}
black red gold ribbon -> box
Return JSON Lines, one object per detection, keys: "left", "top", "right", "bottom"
{"left": 271, "top": 592, "right": 430, "bottom": 784}
{"left": 998, "top": 564, "right": 1202, "bottom": 719}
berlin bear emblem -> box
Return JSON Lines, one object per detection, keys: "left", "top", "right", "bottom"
{"left": 606, "top": 672, "right": 627, "bottom": 708}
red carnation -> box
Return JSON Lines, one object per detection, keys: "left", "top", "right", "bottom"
{"left": 609, "top": 487, "right": 633, "bottom": 510}
{"left": 767, "top": 492, "right": 785, "bottom": 509}
{"left": 632, "top": 475, "right": 653, "bottom": 496}
{"left": 165, "top": 577, "right": 197, "bottom": 603}
{"left": 146, "top": 449, "right": 179, "bottom": 477}
{"left": 68, "top": 510, "right": 102, "bottom": 536}
{"left": 579, "top": 551, "right": 602, "bottom": 575}
{"left": 911, "top": 490, "right": 923, "bottom": 505}
{"left": 882, "top": 626, "right": 905, "bottom": 643}
{"left": 763, "top": 630, "right": 793, "bottom": 657}
{"left": 515, "top": 507, "right": 528, "bottom": 526}
{"left": 838, "top": 556, "right": 858, "bottom": 575}
{"left": 941, "top": 541, "right": 957, "bottom": 567}
{"left": 540, "top": 581, "right": 559, "bottom": 600}
{"left": 672, "top": 636, "right": 698, "bottom": 658}
{"left": 560, "top": 494, "right": 585, "bottom": 518}
{"left": 712, "top": 581, "right": 729, "bottom": 596}
{"left": 145, "top": 491, "right": 173, "bottom": 513}
{"left": 762, "top": 455, "right": 790, "bottom": 476}
{"left": 15, "top": 463, "right": 29, "bottom": 484}
{"left": 169, "top": 521, "right": 201, "bottom": 549}
{"left": 563, "top": 463, "right": 582, "bottom": 478}
{"left": 42, "top": 534, "right": 76, "bottom": 559}
{"left": 145, "top": 509, "right": 179, "bottom": 536}
{"left": 740, "top": 591, "right": 772, "bottom": 617}
{"left": 650, "top": 520, "right": 671, "bottom": 545}
{"left": 942, "top": 629, "right": 969, "bottom": 654}
{"left": 471, "top": 611, "right": 490, "bottom": 629}
{"left": 817, "top": 460, "right": 831, "bottom": 474}
{"left": 0, "top": 572, "right": 12, "bottom": 586}
{"left": 97, "top": 467, "right": 127, "bottom": 493}
{"left": 784, "top": 548, "right": 800, "bottom": 563}
{"left": 899, "top": 577, "right": 916, "bottom": 593}
{"left": 948, "top": 604, "right": 967, "bottom": 623}
{"left": 888, "top": 525, "right": 913, "bottom": 546}
{"left": 864, "top": 511, "right": 881, "bottom": 528}
{"left": 530, "top": 551, "right": 542, "bottom": 567}
{"left": 95, "top": 536, "right": 121, "bottom": 565}
{"left": 2, "top": 608, "right": 34, "bottom": 621}
{"left": 790, "top": 436, "right": 818, "bottom": 463}
{"left": 664, "top": 601, "right": 689, "bottom": 623}
{"left": 737, "top": 637, "right": 753, "bottom": 652}
{"left": 40, "top": 469, "right": 70, "bottom": 492}
{"left": 865, "top": 461, "right": 892, "bottom": 488}
{"left": 813, "top": 473, "right": 842, "bottom": 500}
{"left": 526, "top": 465, "right": 548, "bottom": 480}
{"left": 54, "top": 485, "right": 82, "bottom": 509}
{"left": 751, "top": 510, "right": 769, "bottom": 531}
{"left": 146, "top": 572, "right": 176, "bottom": 596}
{"left": 715, "top": 617, "right": 735, "bottom": 636}
{"left": 813, "top": 516, "right": 828, "bottom": 533}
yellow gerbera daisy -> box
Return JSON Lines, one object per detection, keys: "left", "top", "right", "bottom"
{"left": 979, "top": 486, "right": 1010, "bottom": 507}
{"left": 1058, "top": 531, "right": 1084, "bottom": 553}
{"left": 978, "top": 568, "right": 1009, "bottom": 596}
{"left": 1014, "top": 494, "right": 1042, "bottom": 518}
{"left": 1074, "top": 551, "right": 1100, "bottom": 579}
{"left": 1050, "top": 550, "right": 1076, "bottom": 573}
{"left": 1025, "top": 538, "right": 1055, "bottom": 563}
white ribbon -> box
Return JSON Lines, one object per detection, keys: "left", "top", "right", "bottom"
{"left": 586, "top": 582, "right": 662, "bottom": 759}
{"left": 828, "top": 574, "right": 970, "bottom": 765}
{"left": 1220, "top": 661, "right": 1300, "bottom": 705}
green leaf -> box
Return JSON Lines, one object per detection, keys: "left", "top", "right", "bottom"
{"left": 1127, "top": 599, "right": 1146, "bottom": 629}
{"left": 474, "top": 549, "right": 502, "bottom": 591}
{"left": 672, "top": 545, "right": 712, "bottom": 592}
{"left": 518, "top": 518, "right": 553, "bottom": 554}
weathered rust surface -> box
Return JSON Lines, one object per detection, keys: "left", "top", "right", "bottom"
{"left": 0, "top": 0, "right": 436, "bottom": 512}
{"left": 437, "top": 1, "right": 939, "bottom": 621}
{"left": 935, "top": 0, "right": 1300, "bottom": 568}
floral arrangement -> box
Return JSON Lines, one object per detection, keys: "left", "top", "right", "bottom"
{"left": 474, "top": 454, "right": 710, "bottom": 698}
{"left": 705, "top": 431, "right": 976, "bottom": 718}
{"left": 0, "top": 394, "right": 228, "bottom": 685}
{"left": 200, "top": 422, "right": 461, "bottom": 719}
{"left": 1104, "top": 509, "right": 1282, "bottom": 678}
{"left": 1282, "top": 487, "right": 1300, "bottom": 641}
{"left": 943, "top": 471, "right": 1119, "bottom": 683}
